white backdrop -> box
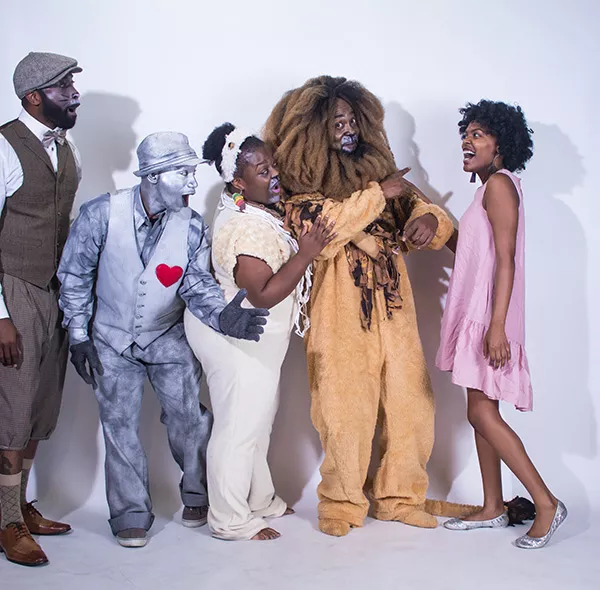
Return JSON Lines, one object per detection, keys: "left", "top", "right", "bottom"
{"left": 1, "top": 0, "right": 598, "bottom": 530}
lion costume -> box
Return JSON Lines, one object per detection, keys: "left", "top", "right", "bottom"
{"left": 264, "top": 76, "right": 474, "bottom": 536}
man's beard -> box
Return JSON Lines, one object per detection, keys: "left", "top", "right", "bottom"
{"left": 338, "top": 141, "right": 366, "bottom": 161}
{"left": 39, "top": 90, "right": 76, "bottom": 129}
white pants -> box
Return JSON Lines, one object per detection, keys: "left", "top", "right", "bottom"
{"left": 183, "top": 297, "right": 294, "bottom": 540}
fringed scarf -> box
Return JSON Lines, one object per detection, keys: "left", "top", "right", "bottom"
{"left": 285, "top": 193, "right": 418, "bottom": 330}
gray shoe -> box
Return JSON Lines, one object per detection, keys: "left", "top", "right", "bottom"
{"left": 443, "top": 512, "right": 509, "bottom": 530}
{"left": 182, "top": 506, "right": 208, "bottom": 528}
{"left": 514, "top": 500, "right": 567, "bottom": 549}
{"left": 116, "top": 528, "right": 147, "bottom": 548}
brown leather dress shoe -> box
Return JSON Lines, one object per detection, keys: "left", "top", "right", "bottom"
{"left": 22, "top": 501, "right": 72, "bottom": 536}
{"left": 0, "top": 522, "right": 49, "bottom": 567}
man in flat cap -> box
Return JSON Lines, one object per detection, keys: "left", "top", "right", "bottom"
{"left": 58, "top": 131, "right": 269, "bottom": 548}
{"left": 0, "top": 52, "right": 82, "bottom": 567}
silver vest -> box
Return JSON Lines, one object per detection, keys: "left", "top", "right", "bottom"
{"left": 94, "top": 187, "right": 191, "bottom": 353}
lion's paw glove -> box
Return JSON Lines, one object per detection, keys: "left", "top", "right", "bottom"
{"left": 219, "top": 289, "right": 269, "bottom": 342}
{"left": 70, "top": 340, "right": 104, "bottom": 389}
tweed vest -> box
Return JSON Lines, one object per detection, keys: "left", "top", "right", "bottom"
{"left": 0, "top": 119, "right": 78, "bottom": 288}
{"left": 94, "top": 187, "right": 191, "bottom": 353}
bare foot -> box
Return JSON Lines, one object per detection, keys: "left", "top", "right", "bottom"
{"left": 463, "top": 506, "right": 506, "bottom": 522}
{"left": 251, "top": 527, "right": 280, "bottom": 541}
{"left": 526, "top": 500, "right": 558, "bottom": 538}
{"left": 283, "top": 507, "right": 295, "bottom": 516}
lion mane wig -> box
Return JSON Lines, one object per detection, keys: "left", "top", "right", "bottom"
{"left": 263, "top": 76, "right": 399, "bottom": 201}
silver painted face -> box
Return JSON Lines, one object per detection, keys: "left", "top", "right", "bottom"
{"left": 151, "top": 165, "right": 198, "bottom": 213}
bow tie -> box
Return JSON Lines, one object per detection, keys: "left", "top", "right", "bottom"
{"left": 42, "top": 129, "right": 67, "bottom": 149}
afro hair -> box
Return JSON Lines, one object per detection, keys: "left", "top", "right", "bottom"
{"left": 458, "top": 100, "right": 534, "bottom": 172}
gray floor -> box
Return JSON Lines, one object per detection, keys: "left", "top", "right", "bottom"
{"left": 3, "top": 502, "right": 597, "bottom": 590}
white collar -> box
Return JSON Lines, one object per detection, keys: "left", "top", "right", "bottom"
{"left": 18, "top": 108, "right": 59, "bottom": 144}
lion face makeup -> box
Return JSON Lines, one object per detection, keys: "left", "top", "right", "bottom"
{"left": 263, "top": 76, "right": 398, "bottom": 201}
{"left": 332, "top": 98, "right": 360, "bottom": 154}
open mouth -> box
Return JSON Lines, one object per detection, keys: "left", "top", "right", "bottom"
{"left": 269, "top": 178, "right": 281, "bottom": 196}
{"left": 463, "top": 149, "right": 475, "bottom": 163}
{"left": 341, "top": 135, "right": 358, "bottom": 152}
{"left": 182, "top": 194, "right": 191, "bottom": 206}
{"left": 66, "top": 102, "right": 80, "bottom": 116}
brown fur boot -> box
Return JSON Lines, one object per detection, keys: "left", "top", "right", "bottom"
{"left": 319, "top": 518, "right": 351, "bottom": 537}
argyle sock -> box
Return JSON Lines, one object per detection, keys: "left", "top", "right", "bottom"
{"left": 0, "top": 473, "right": 24, "bottom": 529}
{"left": 20, "top": 459, "right": 33, "bottom": 505}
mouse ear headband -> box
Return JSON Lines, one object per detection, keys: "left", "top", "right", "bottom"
{"left": 217, "top": 127, "right": 254, "bottom": 183}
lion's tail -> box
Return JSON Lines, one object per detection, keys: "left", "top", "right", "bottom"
{"left": 424, "top": 498, "right": 481, "bottom": 518}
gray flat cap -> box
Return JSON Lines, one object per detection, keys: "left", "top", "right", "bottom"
{"left": 134, "top": 132, "right": 202, "bottom": 177}
{"left": 13, "top": 52, "right": 82, "bottom": 99}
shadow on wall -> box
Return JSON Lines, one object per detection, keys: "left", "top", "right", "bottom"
{"left": 70, "top": 92, "right": 141, "bottom": 211}
{"left": 384, "top": 102, "right": 474, "bottom": 501}
{"left": 269, "top": 336, "right": 322, "bottom": 506}
{"left": 511, "top": 122, "right": 595, "bottom": 530}
{"left": 34, "top": 93, "right": 141, "bottom": 521}
{"left": 199, "top": 181, "right": 224, "bottom": 224}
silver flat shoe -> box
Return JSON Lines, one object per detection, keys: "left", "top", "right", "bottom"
{"left": 514, "top": 500, "right": 567, "bottom": 549}
{"left": 443, "top": 512, "right": 509, "bottom": 530}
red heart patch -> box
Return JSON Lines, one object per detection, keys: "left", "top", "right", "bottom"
{"left": 155, "top": 264, "right": 183, "bottom": 287}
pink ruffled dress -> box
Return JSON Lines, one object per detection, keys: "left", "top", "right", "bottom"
{"left": 436, "top": 169, "right": 533, "bottom": 411}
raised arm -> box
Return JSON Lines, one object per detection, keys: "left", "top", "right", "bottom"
{"left": 287, "top": 181, "right": 386, "bottom": 260}
{"left": 348, "top": 174, "right": 456, "bottom": 258}
{"left": 348, "top": 196, "right": 455, "bottom": 259}
{"left": 234, "top": 217, "right": 335, "bottom": 309}
{"left": 482, "top": 173, "right": 519, "bottom": 369}
{"left": 403, "top": 197, "right": 454, "bottom": 251}
{"left": 391, "top": 175, "right": 457, "bottom": 253}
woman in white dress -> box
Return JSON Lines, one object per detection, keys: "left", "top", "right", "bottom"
{"left": 184, "top": 123, "right": 335, "bottom": 541}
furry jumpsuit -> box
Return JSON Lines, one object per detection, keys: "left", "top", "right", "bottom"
{"left": 286, "top": 181, "right": 454, "bottom": 535}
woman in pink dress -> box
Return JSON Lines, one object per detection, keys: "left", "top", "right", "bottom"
{"left": 436, "top": 100, "right": 566, "bottom": 548}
